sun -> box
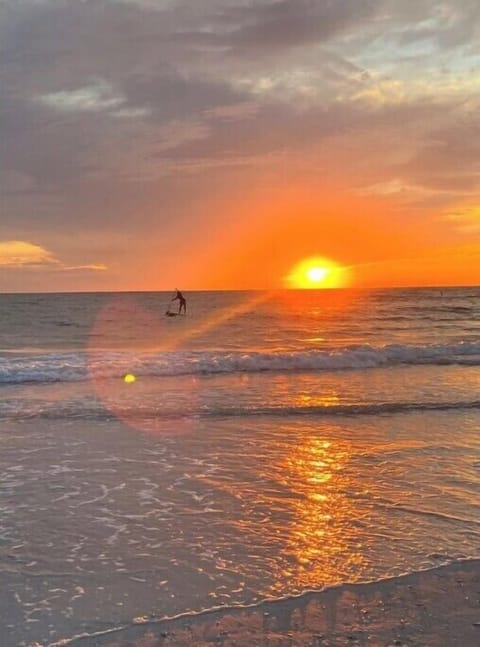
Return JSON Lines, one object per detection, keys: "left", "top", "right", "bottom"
{"left": 286, "top": 257, "right": 350, "bottom": 289}
{"left": 307, "top": 266, "right": 330, "bottom": 284}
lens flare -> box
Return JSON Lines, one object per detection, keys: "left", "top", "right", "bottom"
{"left": 87, "top": 293, "right": 272, "bottom": 436}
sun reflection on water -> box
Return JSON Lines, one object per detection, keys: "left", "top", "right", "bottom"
{"left": 297, "top": 392, "right": 340, "bottom": 407}
{"left": 277, "top": 433, "right": 366, "bottom": 588}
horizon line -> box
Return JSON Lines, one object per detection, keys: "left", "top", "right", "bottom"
{"left": 1, "top": 284, "right": 479, "bottom": 296}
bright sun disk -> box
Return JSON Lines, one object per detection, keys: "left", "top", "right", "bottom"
{"left": 286, "top": 257, "right": 350, "bottom": 289}
{"left": 307, "top": 267, "right": 330, "bottom": 283}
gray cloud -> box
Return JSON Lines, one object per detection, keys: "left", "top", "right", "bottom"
{"left": 121, "top": 73, "right": 243, "bottom": 122}
{"left": 1, "top": 0, "right": 480, "bottom": 287}
{"left": 221, "top": 0, "right": 380, "bottom": 54}
{"left": 397, "top": 112, "right": 480, "bottom": 194}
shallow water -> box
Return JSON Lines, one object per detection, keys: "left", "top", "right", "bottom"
{"left": 0, "top": 288, "right": 479, "bottom": 646}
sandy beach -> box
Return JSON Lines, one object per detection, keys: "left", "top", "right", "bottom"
{"left": 77, "top": 559, "right": 480, "bottom": 647}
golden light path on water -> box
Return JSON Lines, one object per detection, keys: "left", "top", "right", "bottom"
{"left": 196, "top": 419, "right": 367, "bottom": 594}
{"left": 277, "top": 433, "right": 366, "bottom": 589}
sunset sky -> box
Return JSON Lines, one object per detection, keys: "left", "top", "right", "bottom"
{"left": 1, "top": 0, "right": 480, "bottom": 292}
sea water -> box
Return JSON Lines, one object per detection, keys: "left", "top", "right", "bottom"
{"left": 0, "top": 288, "right": 479, "bottom": 646}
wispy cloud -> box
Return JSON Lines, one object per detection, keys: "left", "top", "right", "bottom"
{"left": 0, "top": 241, "right": 56, "bottom": 267}
{"left": 38, "top": 80, "right": 124, "bottom": 113}
{"left": 37, "top": 79, "right": 151, "bottom": 118}
{"left": 0, "top": 241, "right": 107, "bottom": 271}
{"left": 62, "top": 263, "right": 108, "bottom": 272}
{"left": 443, "top": 206, "right": 480, "bottom": 232}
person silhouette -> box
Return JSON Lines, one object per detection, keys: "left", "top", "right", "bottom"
{"left": 172, "top": 288, "right": 186, "bottom": 314}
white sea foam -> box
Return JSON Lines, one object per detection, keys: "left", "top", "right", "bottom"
{"left": 1, "top": 342, "right": 480, "bottom": 385}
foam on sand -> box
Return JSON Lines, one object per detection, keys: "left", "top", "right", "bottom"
{"left": 49, "top": 559, "right": 480, "bottom": 646}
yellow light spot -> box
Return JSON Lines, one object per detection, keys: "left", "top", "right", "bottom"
{"left": 124, "top": 373, "right": 136, "bottom": 384}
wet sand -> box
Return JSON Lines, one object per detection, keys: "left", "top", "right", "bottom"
{"left": 77, "top": 559, "right": 480, "bottom": 647}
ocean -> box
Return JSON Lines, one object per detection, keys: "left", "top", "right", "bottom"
{"left": 1, "top": 287, "right": 479, "bottom": 646}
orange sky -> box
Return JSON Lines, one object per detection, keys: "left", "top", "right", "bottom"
{"left": 1, "top": 1, "right": 479, "bottom": 292}
{"left": 146, "top": 181, "right": 480, "bottom": 290}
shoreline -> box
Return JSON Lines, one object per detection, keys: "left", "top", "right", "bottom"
{"left": 64, "top": 559, "right": 480, "bottom": 647}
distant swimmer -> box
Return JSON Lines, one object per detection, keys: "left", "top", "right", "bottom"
{"left": 172, "top": 288, "right": 187, "bottom": 315}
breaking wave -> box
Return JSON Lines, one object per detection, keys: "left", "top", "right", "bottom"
{"left": 1, "top": 340, "right": 480, "bottom": 385}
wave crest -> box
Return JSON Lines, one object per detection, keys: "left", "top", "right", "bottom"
{"left": 1, "top": 341, "right": 480, "bottom": 385}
